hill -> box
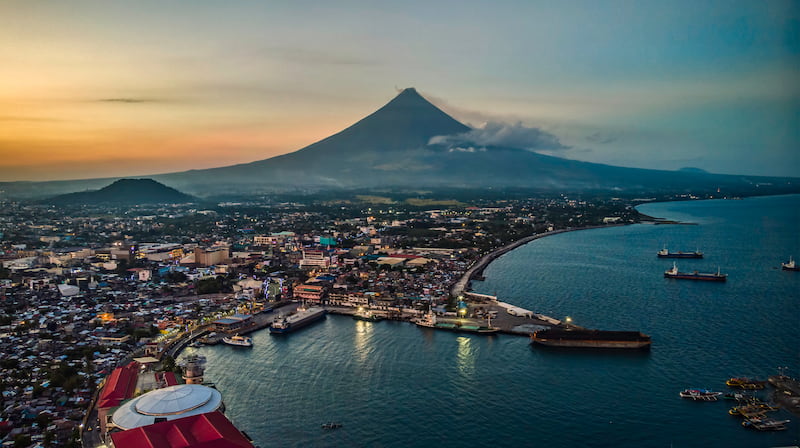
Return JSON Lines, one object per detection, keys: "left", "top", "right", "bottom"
{"left": 46, "top": 179, "right": 195, "bottom": 205}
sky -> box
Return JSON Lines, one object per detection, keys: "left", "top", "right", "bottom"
{"left": 1, "top": 0, "right": 798, "bottom": 181}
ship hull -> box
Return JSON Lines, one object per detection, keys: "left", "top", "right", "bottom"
{"left": 530, "top": 329, "right": 651, "bottom": 350}
{"left": 531, "top": 339, "right": 651, "bottom": 349}
{"left": 658, "top": 253, "right": 703, "bottom": 258}
{"left": 353, "top": 314, "right": 383, "bottom": 322}
{"left": 664, "top": 273, "right": 726, "bottom": 281}
{"left": 416, "top": 322, "right": 499, "bottom": 335}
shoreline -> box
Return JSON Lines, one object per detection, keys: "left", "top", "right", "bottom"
{"left": 451, "top": 224, "right": 626, "bottom": 299}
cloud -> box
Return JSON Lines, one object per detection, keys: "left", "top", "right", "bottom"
{"left": 585, "top": 131, "right": 620, "bottom": 144}
{"left": 98, "top": 98, "right": 156, "bottom": 104}
{"left": 429, "top": 121, "right": 569, "bottom": 151}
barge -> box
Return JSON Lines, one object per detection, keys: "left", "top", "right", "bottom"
{"left": 530, "top": 328, "right": 651, "bottom": 349}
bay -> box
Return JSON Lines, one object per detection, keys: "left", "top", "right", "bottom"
{"left": 181, "top": 194, "right": 799, "bottom": 447}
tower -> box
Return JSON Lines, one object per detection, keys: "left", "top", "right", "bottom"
{"left": 181, "top": 354, "right": 206, "bottom": 385}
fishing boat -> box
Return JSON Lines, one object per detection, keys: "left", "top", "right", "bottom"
{"left": 664, "top": 263, "right": 727, "bottom": 281}
{"left": 679, "top": 389, "right": 723, "bottom": 401}
{"left": 726, "top": 377, "right": 767, "bottom": 389}
{"left": 269, "top": 306, "right": 327, "bottom": 334}
{"left": 321, "top": 423, "right": 342, "bottom": 430}
{"left": 782, "top": 256, "right": 800, "bottom": 271}
{"left": 415, "top": 311, "right": 499, "bottom": 334}
{"left": 723, "top": 391, "right": 755, "bottom": 401}
{"left": 657, "top": 248, "right": 703, "bottom": 258}
{"left": 352, "top": 307, "right": 384, "bottom": 322}
{"left": 742, "top": 418, "right": 790, "bottom": 431}
{"left": 222, "top": 334, "right": 253, "bottom": 347}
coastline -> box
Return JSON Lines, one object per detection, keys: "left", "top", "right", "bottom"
{"left": 451, "top": 224, "right": 626, "bottom": 299}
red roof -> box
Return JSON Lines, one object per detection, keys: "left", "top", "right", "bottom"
{"left": 97, "top": 361, "right": 139, "bottom": 409}
{"left": 162, "top": 371, "right": 179, "bottom": 386}
{"left": 110, "top": 411, "right": 254, "bottom": 448}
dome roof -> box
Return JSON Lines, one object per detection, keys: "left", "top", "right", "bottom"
{"left": 112, "top": 384, "right": 223, "bottom": 430}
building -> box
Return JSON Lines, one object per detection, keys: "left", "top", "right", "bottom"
{"left": 109, "top": 411, "right": 254, "bottom": 448}
{"left": 293, "top": 283, "right": 327, "bottom": 303}
{"left": 212, "top": 313, "right": 253, "bottom": 333}
{"left": 194, "top": 247, "right": 231, "bottom": 267}
{"left": 110, "top": 384, "right": 224, "bottom": 431}
{"left": 299, "top": 249, "right": 329, "bottom": 269}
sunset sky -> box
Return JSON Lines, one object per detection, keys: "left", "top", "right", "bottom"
{"left": 1, "top": 0, "right": 798, "bottom": 181}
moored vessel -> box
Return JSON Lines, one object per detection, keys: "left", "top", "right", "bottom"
{"left": 222, "top": 334, "right": 253, "bottom": 347}
{"left": 742, "top": 417, "right": 790, "bottom": 431}
{"left": 657, "top": 248, "right": 703, "bottom": 258}
{"left": 726, "top": 377, "right": 766, "bottom": 389}
{"left": 270, "top": 306, "right": 327, "bottom": 334}
{"left": 664, "top": 263, "right": 727, "bottom": 281}
{"left": 530, "top": 328, "right": 651, "bottom": 349}
{"left": 415, "top": 311, "right": 499, "bottom": 334}
{"left": 352, "top": 307, "right": 384, "bottom": 322}
{"left": 782, "top": 256, "right": 799, "bottom": 271}
{"left": 679, "top": 389, "right": 723, "bottom": 401}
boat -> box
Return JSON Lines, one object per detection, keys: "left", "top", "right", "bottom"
{"left": 742, "top": 417, "right": 790, "bottom": 431}
{"left": 657, "top": 248, "right": 703, "bottom": 258}
{"left": 729, "top": 403, "right": 779, "bottom": 416}
{"left": 222, "top": 334, "right": 253, "bottom": 347}
{"left": 782, "top": 256, "right": 800, "bottom": 271}
{"left": 321, "top": 423, "right": 342, "bottom": 430}
{"left": 722, "top": 391, "right": 755, "bottom": 401}
{"left": 679, "top": 389, "right": 723, "bottom": 401}
{"left": 530, "top": 328, "right": 651, "bottom": 349}
{"left": 415, "top": 311, "right": 499, "bottom": 334}
{"left": 664, "top": 263, "right": 727, "bottom": 281}
{"left": 726, "top": 377, "right": 766, "bottom": 389}
{"left": 352, "top": 307, "right": 384, "bottom": 322}
{"left": 269, "top": 307, "right": 327, "bottom": 334}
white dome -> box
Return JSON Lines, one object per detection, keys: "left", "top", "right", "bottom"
{"left": 111, "top": 384, "right": 223, "bottom": 430}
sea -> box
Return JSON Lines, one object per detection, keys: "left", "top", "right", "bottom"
{"left": 180, "top": 194, "right": 800, "bottom": 448}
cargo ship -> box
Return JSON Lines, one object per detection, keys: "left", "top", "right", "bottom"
{"left": 664, "top": 263, "right": 727, "bottom": 281}
{"left": 529, "top": 328, "right": 651, "bottom": 349}
{"left": 415, "top": 311, "right": 499, "bottom": 334}
{"left": 657, "top": 248, "right": 703, "bottom": 258}
{"left": 269, "top": 307, "right": 327, "bottom": 334}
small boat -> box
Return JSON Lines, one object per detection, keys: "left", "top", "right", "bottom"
{"left": 415, "top": 311, "right": 499, "bottom": 334}
{"left": 664, "top": 263, "right": 727, "bottom": 282}
{"left": 321, "top": 423, "right": 342, "bottom": 430}
{"left": 722, "top": 392, "right": 755, "bottom": 401}
{"left": 726, "top": 377, "right": 766, "bottom": 389}
{"left": 657, "top": 248, "right": 703, "bottom": 258}
{"left": 222, "top": 334, "right": 253, "bottom": 347}
{"left": 782, "top": 256, "right": 800, "bottom": 271}
{"left": 352, "top": 307, "right": 384, "bottom": 322}
{"left": 679, "top": 389, "right": 723, "bottom": 401}
{"left": 742, "top": 418, "right": 790, "bottom": 431}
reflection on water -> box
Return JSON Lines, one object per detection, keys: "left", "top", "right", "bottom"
{"left": 456, "top": 336, "right": 475, "bottom": 377}
{"left": 353, "top": 320, "right": 373, "bottom": 364}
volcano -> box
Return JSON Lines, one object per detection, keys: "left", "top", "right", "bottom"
{"left": 2, "top": 88, "right": 798, "bottom": 199}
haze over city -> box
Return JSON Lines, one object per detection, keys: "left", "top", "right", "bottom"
{"left": 1, "top": 0, "right": 798, "bottom": 181}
